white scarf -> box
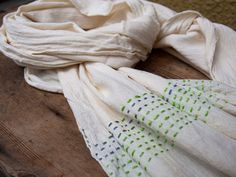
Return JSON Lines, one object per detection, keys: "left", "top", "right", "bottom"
{"left": 1, "top": 0, "right": 236, "bottom": 176}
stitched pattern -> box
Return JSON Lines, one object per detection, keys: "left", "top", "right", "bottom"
{"left": 112, "top": 91, "right": 201, "bottom": 175}
{"left": 164, "top": 80, "right": 228, "bottom": 114}
{"left": 81, "top": 80, "right": 229, "bottom": 176}
{"left": 162, "top": 82, "right": 211, "bottom": 123}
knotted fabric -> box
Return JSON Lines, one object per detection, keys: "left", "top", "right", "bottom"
{"left": 1, "top": 0, "right": 236, "bottom": 177}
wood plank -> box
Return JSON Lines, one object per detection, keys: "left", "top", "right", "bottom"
{"left": 0, "top": 121, "right": 63, "bottom": 177}
{"left": 136, "top": 49, "right": 208, "bottom": 80}
{"left": 0, "top": 53, "right": 107, "bottom": 177}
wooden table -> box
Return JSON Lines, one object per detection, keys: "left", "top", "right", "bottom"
{"left": 0, "top": 1, "right": 208, "bottom": 177}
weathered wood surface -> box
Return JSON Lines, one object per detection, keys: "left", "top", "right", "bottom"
{"left": 0, "top": 51, "right": 108, "bottom": 177}
{"left": 137, "top": 50, "right": 208, "bottom": 80}
{"left": 0, "top": 1, "right": 208, "bottom": 177}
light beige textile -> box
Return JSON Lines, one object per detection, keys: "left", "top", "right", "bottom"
{"left": 1, "top": 1, "right": 236, "bottom": 177}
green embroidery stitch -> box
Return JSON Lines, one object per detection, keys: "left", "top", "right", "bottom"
{"left": 104, "top": 80, "right": 228, "bottom": 176}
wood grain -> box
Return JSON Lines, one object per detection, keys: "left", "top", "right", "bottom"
{"left": 0, "top": 53, "right": 107, "bottom": 177}
{"left": 136, "top": 49, "right": 208, "bottom": 80}
{"left": 0, "top": 1, "right": 208, "bottom": 177}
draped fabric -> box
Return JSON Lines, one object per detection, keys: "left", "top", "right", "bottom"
{"left": 1, "top": 0, "right": 236, "bottom": 177}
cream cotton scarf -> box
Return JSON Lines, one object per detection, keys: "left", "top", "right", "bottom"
{"left": 1, "top": 0, "right": 236, "bottom": 177}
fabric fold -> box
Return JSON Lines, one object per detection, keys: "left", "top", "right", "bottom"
{"left": 1, "top": 0, "right": 236, "bottom": 177}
